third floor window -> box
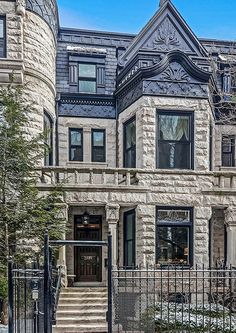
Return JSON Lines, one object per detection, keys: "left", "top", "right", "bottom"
{"left": 0, "top": 17, "right": 6, "bottom": 58}
{"left": 78, "top": 63, "right": 96, "bottom": 94}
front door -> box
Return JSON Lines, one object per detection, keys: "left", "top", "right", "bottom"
{"left": 74, "top": 215, "right": 102, "bottom": 282}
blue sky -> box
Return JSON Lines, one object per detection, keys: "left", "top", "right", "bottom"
{"left": 57, "top": 0, "right": 236, "bottom": 40}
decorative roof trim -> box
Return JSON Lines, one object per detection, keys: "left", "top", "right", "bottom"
{"left": 59, "top": 94, "right": 115, "bottom": 107}
{"left": 116, "top": 50, "right": 211, "bottom": 93}
{"left": 67, "top": 46, "right": 107, "bottom": 55}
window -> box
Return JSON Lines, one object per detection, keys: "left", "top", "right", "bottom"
{"left": 222, "top": 135, "right": 235, "bottom": 167}
{"left": 124, "top": 117, "right": 136, "bottom": 168}
{"left": 158, "top": 111, "right": 193, "bottom": 169}
{"left": 92, "top": 129, "right": 106, "bottom": 162}
{"left": 124, "top": 210, "right": 136, "bottom": 267}
{"left": 69, "top": 129, "right": 83, "bottom": 161}
{"left": 156, "top": 207, "right": 193, "bottom": 266}
{"left": 78, "top": 63, "right": 96, "bottom": 93}
{"left": 0, "top": 17, "right": 6, "bottom": 58}
{"left": 43, "top": 112, "right": 53, "bottom": 166}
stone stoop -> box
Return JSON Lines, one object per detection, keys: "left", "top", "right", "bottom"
{"left": 53, "top": 287, "right": 108, "bottom": 333}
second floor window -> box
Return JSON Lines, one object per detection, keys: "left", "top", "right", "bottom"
{"left": 222, "top": 135, "right": 235, "bottom": 167}
{"left": 0, "top": 17, "right": 6, "bottom": 58}
{"left": 158, "top": 111, "right": 193, "bottom": 170}
{"left": 124, "top": 117, "right": 136, "bottom": 168}
{"left": 78, "top": 64, "right": 96, "bottom": 94}
{"left": 69, "top": 129, "right": 83, "bottom": 161}
{"left": 44, "top": 112, "right": 53, "bottom": 166}
{"left": 92, "top": 129, "right": 106, "bottom": 162}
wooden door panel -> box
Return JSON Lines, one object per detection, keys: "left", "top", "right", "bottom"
{"left": 74, "top": 215, "right": 102, "bottom": 282}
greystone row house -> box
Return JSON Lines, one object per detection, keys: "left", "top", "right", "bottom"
{"left": 1, "top": 0, "right": 236, "bottom": 331}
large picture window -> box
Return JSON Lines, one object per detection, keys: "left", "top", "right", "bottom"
{"left": 69, "top": 128, "right": 83, "bottom": 161}
{"left": 222, "top": 135, "right": 235, "bottom": 167}
{"left": 44, "top": 112, "right": 53, "bottom": 166}
{"left": 78, "top": 63, "right": 96, "bottom": 94}
{"left": 92, "top": 129, "right": 106, "bottom": 162}
{"left": 156, "top": 207, "right": 193, "bottom": 266}
{"left": 124, "top": 210, "right": 136, "bottom": 267}
{"left": 124, "top": 117, "right": 136, "bottom": 168}
{"left": 158, "top": 112, "right": 193, "bottom": 169}
{"left": 0, "top": 17, "right": 6, "bottom": 58}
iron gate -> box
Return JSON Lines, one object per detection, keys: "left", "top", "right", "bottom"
{"left": 8, "top": 261, "right": 45, "bottom": 333}
{"left": 7, "top": 231, "right": 60, "bottom": 333}
{"left": 112, "top": 266, "right": 236, "bottom": 333}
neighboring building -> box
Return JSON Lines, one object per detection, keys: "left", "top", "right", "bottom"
{"left": 1, "top": 0, "right": 236, "bottom": 289}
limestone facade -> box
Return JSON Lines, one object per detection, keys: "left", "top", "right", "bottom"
{"left": 1, "top": 0, "right": 236, "bottom": 285}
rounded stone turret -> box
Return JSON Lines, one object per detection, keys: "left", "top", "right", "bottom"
{"left": 0, "top": 0, "right": 59, "bottom": 165}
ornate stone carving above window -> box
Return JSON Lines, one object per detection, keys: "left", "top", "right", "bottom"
{"left": 160, "top": 62, "right": 190, "bottom": 82}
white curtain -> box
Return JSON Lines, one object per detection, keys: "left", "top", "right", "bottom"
{"left": 160, "top": 115, "right": 189, "bottom": 141}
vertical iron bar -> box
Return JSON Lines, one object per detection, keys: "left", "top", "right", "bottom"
{"left": 8, "top": 258, "right": 14, "bottom": 333}
{"left": 44, "top": 231, "right": 49, "bottom": 333}
{"left": 107, "top": 234, "right": 112, "bottom": 333}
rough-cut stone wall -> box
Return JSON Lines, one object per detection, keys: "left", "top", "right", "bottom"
{"left": 0, "top": 2, "right": 57, "bottom": 164}
{"left": 215, "top": 124, "right": 236, "bottom": 170}
{"left": 58, "top": 117, "right": 116, "bottom": 167}
{"left": 0, "top": 1, "right": 23, "bottom": 59}
{"left": 118, "top": 96, "right": 213, "bottom": 171}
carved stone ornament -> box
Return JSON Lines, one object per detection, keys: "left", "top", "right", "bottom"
{"left": 160, "top": 62, "right": 190, "bottom": 82}
{"left": 106, "top": 204, "right": 120, "bottom": 222}
{"left": 142, "top": 17, "right": 189, "bottom": 52}
{"left": 225, "top": 207, "right": 236, "bottom": 226}
{"left": 16, "top": 0, "right": 26, "bottom": 16}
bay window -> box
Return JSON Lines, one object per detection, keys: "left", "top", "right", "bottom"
{"left": 157, "top": 111, "right": 193, "bottom": 169}
{"left": 156, "top": 207, "right": 193, "bottom": 266}
{"left": 124, "top": 210, "right": 136, "bottom": 267}
{"left": 222, "top": 135, "right": 235, "bottom": 167}
{"left": 124, "top": 117, "right": 136, "bottom": 168}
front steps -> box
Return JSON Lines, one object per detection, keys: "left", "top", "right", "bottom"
{"left": 53, "top": 287, "right": 108, "bottom": 333}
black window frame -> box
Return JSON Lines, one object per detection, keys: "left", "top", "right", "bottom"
{"left": 123, "top": 116, "right": 136, "bottom": 168}
{"left": 43, "top": 111, "right": 53, "bottom": 166}
{"left": 69, "top": 128, "right": 83, "bottom": 162}
{"left": 91, "top": 129, "right": 106, "bottom": 163}
{"left": 0, "top": 16, "right": 6, "bottom": 58}
{"left": 156, "top": 206, "right": 194, "bottom": 267}
{"left": 222, "top": 135, "right": 235, "bottom": 167}
{"left": 124, "top": 209, "right": 136, "bottom": 268}
{"left": 78, "top": 62, "right": 97, "bottom": 94}
{"left": 157, "top": 110, "right": 194, "bottom": 170}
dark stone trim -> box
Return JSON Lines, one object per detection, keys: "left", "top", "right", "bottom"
{"left": 58, "top": 94, "right": 116, "bottom": 119}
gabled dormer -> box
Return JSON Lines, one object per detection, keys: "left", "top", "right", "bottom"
{"left": 118, "top": 0, "right": 208, "bottom": 68}
{"left": 116, "top": 0, "right": 212, "bottom": 113}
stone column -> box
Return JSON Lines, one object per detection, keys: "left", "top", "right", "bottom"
{"left": 106, "top": 204, "right": 120, "bottom": 266}
{"left": 57, "top": 204, "right": 69, "bottom": 286}
{"left": 225, "top": 207, "right": 236, "bottom": 267}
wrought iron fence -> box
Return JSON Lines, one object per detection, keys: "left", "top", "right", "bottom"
{"left": 112, "top": 265, "right": 236, "bottom": 333}
{"left": 8, "top": 262, "right": 45, "bottom": 333}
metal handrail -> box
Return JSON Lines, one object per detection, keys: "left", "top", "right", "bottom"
{"left": 52, "top": 265, "right": 63, "bottom": 325}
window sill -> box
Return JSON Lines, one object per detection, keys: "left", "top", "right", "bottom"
{"left": 219, "top": 167, "right": 236, "bottom": 171}
{"left": 67, "top": 161, "right": 108, "bottom": 168}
